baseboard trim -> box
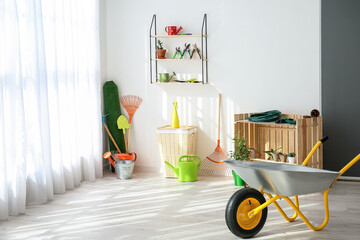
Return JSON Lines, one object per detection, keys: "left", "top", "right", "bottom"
{"left": 134, "top": 165, "right": 161, "bottom": 173}
{"left": 339, "top": 176, "right": 360, "bottom": 182}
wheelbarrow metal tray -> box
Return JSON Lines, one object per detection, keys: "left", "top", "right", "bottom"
{"left": 224, "top": 160, "right": 340, "bottom": 196}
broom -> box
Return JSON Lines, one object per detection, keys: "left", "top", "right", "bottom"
{"left": 199, "top": 94, "right": 231, "bottom": 176}
{"left": 120, "top": 95, "right": 142, "bottom": 153}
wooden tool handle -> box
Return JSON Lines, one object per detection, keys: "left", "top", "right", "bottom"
{"left": 123, "top": 129, "right": 129, "bottom": 154}
{"left": 104, "top": 124, "right": 121, "bottom": 153}
{"left": 127, "top": 126, "right": 131, "bottom": 153}
{"left": 218, "top": 94, "right": 221, "bottom": 140}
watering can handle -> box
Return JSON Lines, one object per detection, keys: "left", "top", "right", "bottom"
{"left": 130, "top": 152, "right": 137, "bottom": 162}
{"left": 179, "top": 155, "right": 201, "bottom": 168}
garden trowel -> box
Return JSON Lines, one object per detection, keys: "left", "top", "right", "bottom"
{"left": 117, "top": 115, "right": 130, "bottom": 153}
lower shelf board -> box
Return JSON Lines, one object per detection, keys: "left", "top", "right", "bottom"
{"left": 151, "top": 82, "right": 207, "bottom": 85}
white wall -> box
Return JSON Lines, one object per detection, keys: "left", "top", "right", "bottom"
{"left": 101, "top": 0, "right": 320, "bottom": 172}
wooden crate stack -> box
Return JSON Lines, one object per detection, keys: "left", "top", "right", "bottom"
{"left": 234, "top": 113, "right": 323, "bottom": 169}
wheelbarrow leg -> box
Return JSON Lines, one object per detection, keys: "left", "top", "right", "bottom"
{"left": 282, "top": 190, "right": 330, "bottom": 231}
{"left": 249, "top": 191, "right": 330, "bottom": 231}
{"left": 265, "top": 193, "right": 299, "bottom": 222}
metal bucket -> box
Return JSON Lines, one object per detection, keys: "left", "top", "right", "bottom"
{"left": 115, "top": 160, "right": 135, "bottom": 180}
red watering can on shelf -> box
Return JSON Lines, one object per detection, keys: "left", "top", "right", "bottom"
{"left": 165, "top": 26, "right": 182, "bottom": 35}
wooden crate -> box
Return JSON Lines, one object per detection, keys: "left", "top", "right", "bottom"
{"left": 234, "top": 113, "right": 323, "bottom": 169}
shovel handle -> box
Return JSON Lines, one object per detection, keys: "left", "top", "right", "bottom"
{"left": 104, "top": 124, "right": 121, "bottom": 154}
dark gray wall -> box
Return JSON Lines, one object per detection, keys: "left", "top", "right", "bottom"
{"left": 322, "top": 0, "right": 360, "bottom": 176}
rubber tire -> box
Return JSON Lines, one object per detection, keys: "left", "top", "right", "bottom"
{"left": 225, "top": 188, "right": 267, "bottom": 238}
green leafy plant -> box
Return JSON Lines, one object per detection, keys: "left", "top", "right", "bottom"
{"left": 289, "top": 152, "right": 296, "bottom": 157}
{"left": 229, "top": 133, "right": 250, "bottom": 160}
{"left": 263, "top": 149, "right": 275, "bottom": 160}
{"left": 157, "top": 40, "right": 164, "bottom": 50}
{"left": 263, "top": 147, "right": 282, "bottom": 160}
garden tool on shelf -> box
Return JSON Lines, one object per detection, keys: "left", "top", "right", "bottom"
{"left": 181, "top": 43, "right": 191, "bottom": 59}
{"left": 120, "top": 95, "right": 143, "bottom": 153}
{"left": 193, "top": 44, "right": 201, "bottom": 59}
{"left": 173, "top": 47, "right": 183, "bottom": 59}
{"left": 102, "top": 114, "right": 122, "bottom": 153}
{"left": 186, "top": 78, "right": 200, "bottom": 83}
{"left": 117, "top": 115, "right": 130, "bottom": 153}
{"left": 190, "top": 48, "right": 195, "bottom": 59}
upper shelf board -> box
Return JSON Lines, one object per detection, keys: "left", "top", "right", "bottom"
{"left": 151, "top": 35, "right": 208, "bottom": 38}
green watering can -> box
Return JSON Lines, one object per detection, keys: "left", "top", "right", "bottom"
{"left": 159, "top": 72, "right": 176, "bottom": 82}
{"left": 165, "top": 155, "right": 201, "bottom": 182}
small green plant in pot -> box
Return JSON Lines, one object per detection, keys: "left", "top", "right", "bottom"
{"left": 263, "top": 147, "right": 282, "bottom": 161}
{"left": 156, "top": 40, "right": 167, "bottom": 59}
{"left": 229, "top": 133, "right": 250, "bottom": 186}
{"left": 288, "top": 152, "right": 296, "bottom": 164}
{"left": 279, "top": 151, "right": 287, "bottom": 163}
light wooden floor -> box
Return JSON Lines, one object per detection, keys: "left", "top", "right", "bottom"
{"left": 1, "top": 172, "right": 360, "bottom": 240}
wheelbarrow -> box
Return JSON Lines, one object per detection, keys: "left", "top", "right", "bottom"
{"left": 224, "top": 136, "right": 360, "bottom": 238}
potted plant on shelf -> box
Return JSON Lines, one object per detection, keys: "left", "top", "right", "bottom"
{"left": 279, "top": 151, "right": 287, "bottom": 163}
{"left": 156, "top": 40, "right": 166, "bottom": 59}
{"left": 229, "top": 133, "right": 250, "bottom": 186}
{"left": 264, "top": 147, "right": 282, "bottom": 161}
{"left": 288, "top": 152, "right": 296, "bottom": 164}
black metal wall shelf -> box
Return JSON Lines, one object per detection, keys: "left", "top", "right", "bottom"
{"left": 149, "top": 14, "right": 208, "bottom": 84}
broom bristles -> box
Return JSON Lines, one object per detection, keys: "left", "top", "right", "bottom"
{"left": 199, "top": 155, "right": 232, "bottom": 176}
{"left": 206, "top": 150, "right": 227, "bottom": 163}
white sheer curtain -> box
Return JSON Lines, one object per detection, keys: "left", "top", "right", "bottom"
{"left": 0, "top": 0, "right": 102, "bottom": 220}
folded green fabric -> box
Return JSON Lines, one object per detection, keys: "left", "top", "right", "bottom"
{"left": 248, "top": 110, "right": 282, "bottom": 123}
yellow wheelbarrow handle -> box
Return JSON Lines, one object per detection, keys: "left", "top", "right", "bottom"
{"left": 302, "top": 136, "right": 328, "bottom": 166}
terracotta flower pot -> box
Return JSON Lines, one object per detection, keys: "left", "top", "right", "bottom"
{"left": 156, "top": 49, "right": 167, "bottom": 59}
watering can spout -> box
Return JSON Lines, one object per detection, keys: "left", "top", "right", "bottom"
{"left": 169, "top": 72, "right": 176, "bottom": 81}
{"left": 175, "top": 26, "right": 182, "bottom": 35}
{"left": 165, "top": 161, "right": 179, "bottom": 177}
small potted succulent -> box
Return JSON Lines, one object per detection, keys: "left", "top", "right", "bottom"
{"left": 288, "top": 152, "right": 296, "bottom": 164}
{"left": 156, "top": 40, "right": 167, "bottom": 59}
{"left": 229, "top": 133, "right": 250, "bottom": 186}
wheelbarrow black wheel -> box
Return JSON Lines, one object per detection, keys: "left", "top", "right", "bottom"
{"left": 225, "top": 188, "right": 267, "bottom": 238}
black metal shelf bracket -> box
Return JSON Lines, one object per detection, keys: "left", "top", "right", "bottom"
{"left": 149, "top": 14, "right": 157, "bottom": 84}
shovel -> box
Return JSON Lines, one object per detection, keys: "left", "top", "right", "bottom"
{"left": 117, "top": 115, "right": 130, "bottom": 153}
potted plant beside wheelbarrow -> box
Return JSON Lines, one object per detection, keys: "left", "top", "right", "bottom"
{"left": 224, "top": 136, "right": 360, "bottom": 238}
{"left": 229, "top": 133, "right": 250, "bottom": 186}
